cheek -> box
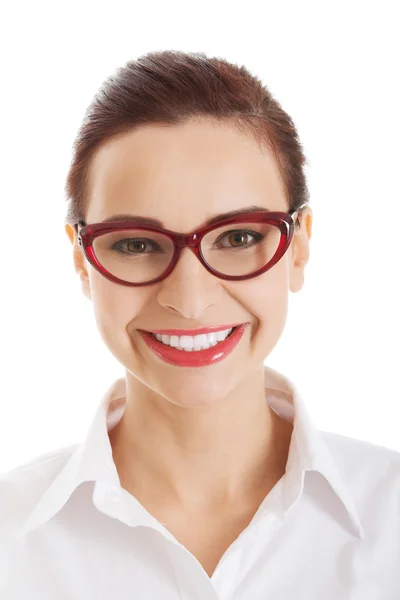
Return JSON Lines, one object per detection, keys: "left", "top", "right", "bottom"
{"left": 88, "top": 272, "right": 146, "bottom": 341}
{"left": 245, "top": 264, "right": 289, "bottom": 340}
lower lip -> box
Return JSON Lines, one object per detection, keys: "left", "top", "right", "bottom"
{"left": 139, "top": 324, "right": 247, "bottom": 367}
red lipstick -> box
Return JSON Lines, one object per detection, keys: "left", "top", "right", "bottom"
{"left": 139, "top": 323, "right": 247, "bottom": 367}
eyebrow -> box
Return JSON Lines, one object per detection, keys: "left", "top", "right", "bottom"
{"left": 101, "top": 205, "right": 271, "bottom": 229}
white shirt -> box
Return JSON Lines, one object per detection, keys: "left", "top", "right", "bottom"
{"left": 1, "top": 365, "right": 400, "bottom": 599}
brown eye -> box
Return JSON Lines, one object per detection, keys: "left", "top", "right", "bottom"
{"left": 214, "top": 229, "right": 262, "bottom": 249}
{"left": 112, "top": 239, "right": 161, "bottom": 254}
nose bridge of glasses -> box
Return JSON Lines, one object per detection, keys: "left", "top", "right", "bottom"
{"left": 171, "top": 232, "right": 208, "bottom": 277}
{"left": 174, "top": 231, "right": 202, "bottom": 249}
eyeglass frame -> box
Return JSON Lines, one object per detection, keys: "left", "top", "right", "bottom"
{"left": 74, "top": 208, "right": 302, "bottom": 287}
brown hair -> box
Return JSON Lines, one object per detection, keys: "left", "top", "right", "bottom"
{"left": 64, "top": 50, "right": 310, "bottom": 229}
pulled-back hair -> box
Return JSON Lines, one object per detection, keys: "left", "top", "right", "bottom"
{"left": 64, "top": 50, "right": 310, "bottom": 229}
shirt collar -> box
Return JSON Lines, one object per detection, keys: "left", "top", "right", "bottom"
{"left": 18, "top": 366, "right": 364, "bottom": 540}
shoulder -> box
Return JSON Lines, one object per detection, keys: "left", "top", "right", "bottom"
{"left": 0, "top": 445, "right": 77, "bottom": 542}
{"left": 322, "top": 429, "right": 400, "bottom": 469}
{"left": 321, "top": 430, "right": 400, "bottom": 500}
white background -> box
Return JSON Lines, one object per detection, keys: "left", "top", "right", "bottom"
{"left": 0, "top": 1, "right": 399, "bottom": 473}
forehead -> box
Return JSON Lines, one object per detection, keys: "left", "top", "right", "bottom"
{"left": 86, "top": 119, "right": 287, "bottom": 224}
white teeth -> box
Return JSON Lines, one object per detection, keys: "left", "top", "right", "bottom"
{"left": 152, "top": 328, "right": 234, "bottom": 351}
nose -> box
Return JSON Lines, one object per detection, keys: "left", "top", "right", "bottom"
{"left": 156, "top": 246, "right": 218, "bottom": 317}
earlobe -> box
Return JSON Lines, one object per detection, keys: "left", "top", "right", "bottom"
{"left": 65, "top": 224, "right": 92, "bottom": 301}
{"left": 289, "top": 208, "right": 312, "bottom": 293}
{"left": 76, "top": 254, "right": 92, "bottom": 301}
{"left": 79, "top": 269, "right": 92, "bottom": 301}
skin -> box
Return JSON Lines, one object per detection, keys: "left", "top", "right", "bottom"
{"left": 65, "top": 117, "right": 313, "bottom": 522}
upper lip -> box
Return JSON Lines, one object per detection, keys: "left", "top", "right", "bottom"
{"left": 141, "top": 323, "right": 246, "bottom": 336}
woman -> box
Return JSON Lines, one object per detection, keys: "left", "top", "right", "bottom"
{"left": 2, "top": 50, "right": 399, "bottom": 598}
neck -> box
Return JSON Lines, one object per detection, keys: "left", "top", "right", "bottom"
{"left": 108, "top": 370, "right": 293, "bottom": 513}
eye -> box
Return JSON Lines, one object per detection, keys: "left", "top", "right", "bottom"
{"left": 214, "top": 229, "right": 263, "bottom": 249}
{"left": 112, "top": 238, "right": 161, "bottom": 254}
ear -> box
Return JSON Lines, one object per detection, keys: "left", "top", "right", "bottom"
{"left": 65, "top": 224, "right": 92, "bottom": 301}
{"left": 289, "top": 207, "right": 313, "bottom": 293}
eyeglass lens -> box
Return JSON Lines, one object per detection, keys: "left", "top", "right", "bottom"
{"left": 91, "top": 221, "right": 282, "bottom": 283}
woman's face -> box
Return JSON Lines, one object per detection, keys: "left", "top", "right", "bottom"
{"left": 66, "top": 118, "right": 312, "bottom": 407}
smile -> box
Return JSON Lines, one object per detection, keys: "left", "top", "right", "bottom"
{"left": 151, "top": 327, "right": 234, "bottom": 351}
{"left": 139, "top": 324, "right": 246, "bottom": 367}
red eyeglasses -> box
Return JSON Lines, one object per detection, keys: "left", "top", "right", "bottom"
{"left": 74, "top": 209, "right": 300, "bottom": 287}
